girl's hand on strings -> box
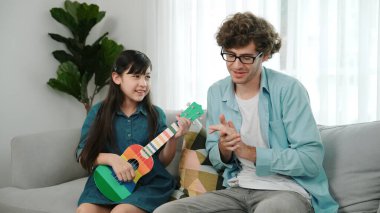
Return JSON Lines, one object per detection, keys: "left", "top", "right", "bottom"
{"left": 109, "top": 154, "right": 135, "bottom": 182}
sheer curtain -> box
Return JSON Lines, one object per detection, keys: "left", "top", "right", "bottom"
{"left": 145, "top": 0, "right": 379, "bottom": 125}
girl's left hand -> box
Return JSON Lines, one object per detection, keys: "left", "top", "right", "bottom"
{"left": 174, "top": 115, "right": 191, "bottom": 139}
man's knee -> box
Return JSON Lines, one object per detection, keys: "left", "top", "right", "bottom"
{"left": 154, "top": 201, "right": 186, "bottom": 213}
{"left": 254, "top": 192, "right": 311, "bottom": 213}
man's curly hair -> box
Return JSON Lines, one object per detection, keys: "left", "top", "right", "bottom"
{"left": 216, "top": 12, "right": 281, "bottom": 57}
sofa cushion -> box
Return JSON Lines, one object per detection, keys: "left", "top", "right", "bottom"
{"left": 173, "top": 120, "right": 224, "bottom": 199}
{"left": 0, "top": 177, "right": 86, "bottom": 213}
{"left": 320, "top": 121, "right": 380, "bottom": 212}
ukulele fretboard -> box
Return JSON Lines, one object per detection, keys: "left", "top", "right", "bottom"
{"left": 140, "top": 123, "right": 179, "bottom": 158}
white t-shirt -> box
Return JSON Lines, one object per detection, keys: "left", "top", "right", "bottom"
{"left": 229, "top": 94, "right": 310, "bottom": 201}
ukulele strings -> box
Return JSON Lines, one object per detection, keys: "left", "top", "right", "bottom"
{"left": 122, "top": 123, "right": 179, "bottom": 174}
{"left": 127, "top": 110, "right": 200, "bottom": 170}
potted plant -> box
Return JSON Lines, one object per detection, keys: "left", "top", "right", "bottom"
{"left": 47, "top": 0, "right": 123, "bottom": 113}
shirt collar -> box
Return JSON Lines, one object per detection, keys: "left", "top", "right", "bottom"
{"left": 260, "top": 66, "right": 270, "bottom": 93}
{"left": 222, "top": 77, "right": 239, "bottom": 111}
{"left": 116, "top": 102, "right": 148, "bottom": 117}
{"left": 222, "top": 66, "right": 269, "bottom": 110}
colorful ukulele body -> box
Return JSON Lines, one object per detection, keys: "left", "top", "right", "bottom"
{"left": 94, "top": 102, "right": 204, "bottom": 202}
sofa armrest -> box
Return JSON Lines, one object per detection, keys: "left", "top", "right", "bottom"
{"left": 11, "top": 128, "right": 88, "bottom": 189}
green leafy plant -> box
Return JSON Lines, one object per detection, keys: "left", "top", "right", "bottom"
{"left": 47, "top": 0, "right": 123, "bottom": 113}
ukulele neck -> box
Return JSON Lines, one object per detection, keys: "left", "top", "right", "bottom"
{"left": 140, "top": 122, "right": 179, "bottom": 158}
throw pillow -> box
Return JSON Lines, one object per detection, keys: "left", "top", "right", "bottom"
{"left": 172, "top": 119, "right": 224, "bottom": 199}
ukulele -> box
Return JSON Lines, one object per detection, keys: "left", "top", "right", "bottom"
{"left": 94, "top": 102, "right": 204, "bottom": 202}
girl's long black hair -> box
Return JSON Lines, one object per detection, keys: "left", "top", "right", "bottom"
{"left": 79, "top": 50, "right": 158, "bottom": 173}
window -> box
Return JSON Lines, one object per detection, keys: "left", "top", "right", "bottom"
{"left": 146, "top": 0, "right": 380, "bottom": 125}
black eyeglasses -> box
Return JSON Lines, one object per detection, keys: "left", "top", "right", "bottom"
{"left": 220, "top": 49, "right": 263, "bottom": 64}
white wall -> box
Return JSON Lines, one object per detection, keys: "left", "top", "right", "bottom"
{"left": 0, "top": 0, "right": 147, "bottom": 187}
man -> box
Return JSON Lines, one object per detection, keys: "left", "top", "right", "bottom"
{"left": 155, "top": 12, "right": 338, "bottom": 213}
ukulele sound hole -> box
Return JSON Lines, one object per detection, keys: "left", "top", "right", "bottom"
{"left": 128, "top": 159, "right": 139, "bottom": 170}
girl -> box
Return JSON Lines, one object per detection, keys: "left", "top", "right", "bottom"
{"left": 76, "top": 50, "right": 191, "bottom": 213}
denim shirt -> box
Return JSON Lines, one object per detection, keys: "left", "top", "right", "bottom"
{"left": 76, "top": 102, "right": 167, "bottom": 159}
{"left": 206, "top": 67, "right": 339, "bottom": 213}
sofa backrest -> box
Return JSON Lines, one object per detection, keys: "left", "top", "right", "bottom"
{"left": 9, "top": 110, "right": 200, "bottom": 189}
{"left": 320, "top": 121, "right": 380, "bottom": 212}
{"left": 11, "top": 128, "right": 88, "bottom": 189}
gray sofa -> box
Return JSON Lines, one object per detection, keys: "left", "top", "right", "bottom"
{"left": 0, "top": 110, "right": 379, "bottom": 213}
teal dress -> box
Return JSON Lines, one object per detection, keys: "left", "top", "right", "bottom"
{"left": 76, "top": 102, "right": 175, "bottom": 212}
